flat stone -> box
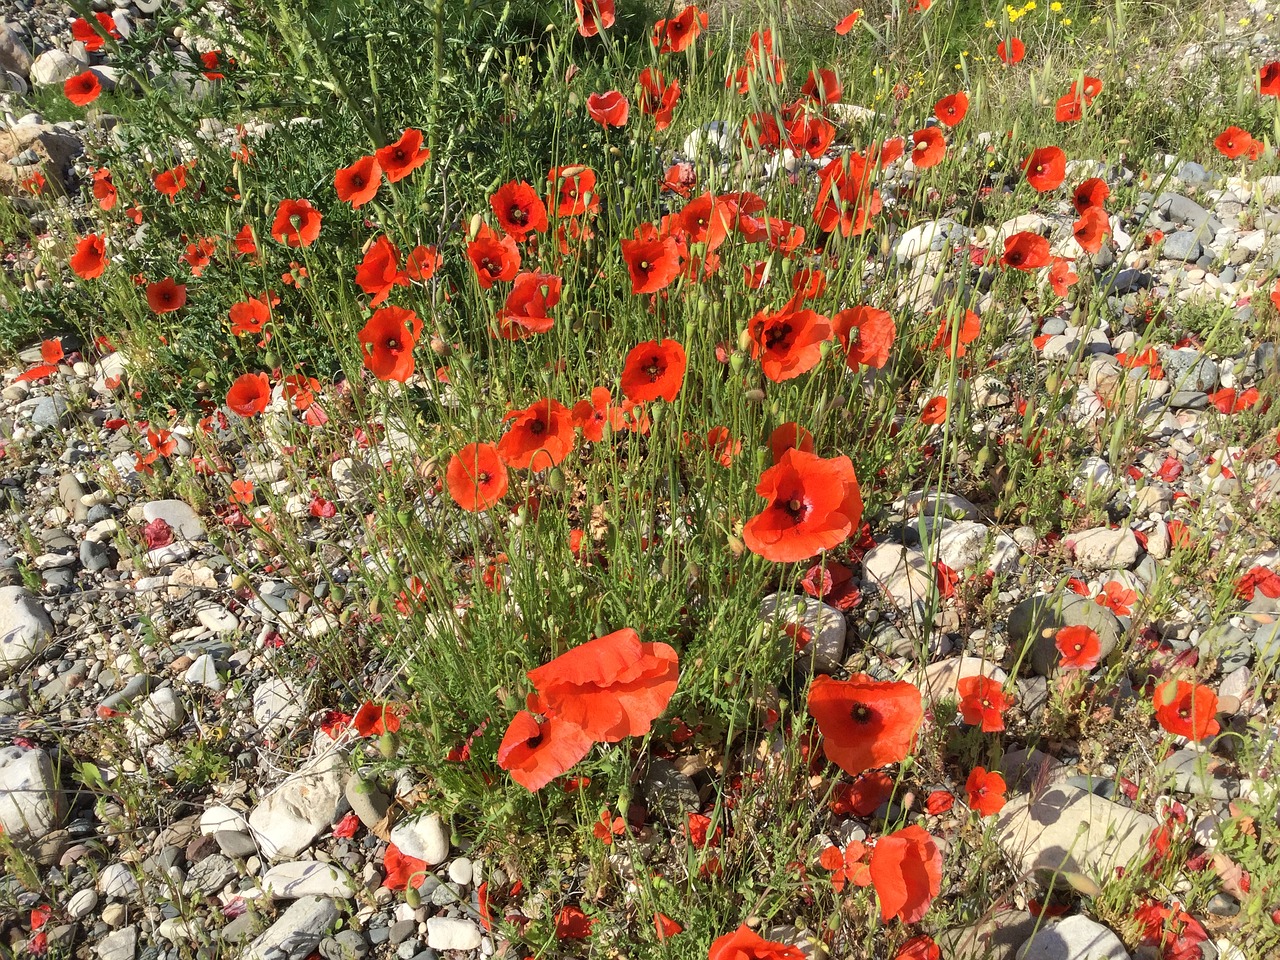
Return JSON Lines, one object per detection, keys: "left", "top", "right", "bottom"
{"left": 97, "top": 925, "right": 137, "bottom": 960}
{"left": 1015, "top": 915, "right": 1129, "bottom": 960}
{"left": 862, "top": 543, "right": 934, "bottom": 617}
{"left": 248, "top": 749, "right": 347, "bottom": 860}
{"left": 389, "top": 812, "right": 449, "bottom": 866}
{"left": 344, "top": 775, "right": 391, "bottom": 829}
{"left": 242, "top": 896, "right": 339, "bottom": 960}
{"left": 262, "top": 861, "right": 355, "bottom": 899}
{"left": 142, "top": 500, "right": 205, "bottom": 542}
{"left": 1066, "top": 527, "right": 1142, "bottom": 572}
{"left": 758, "top": 593, "right": 846, "bottom": 673}
{"left": 940, "top": 908, "right": 1042, "bottom": 960}
{"left": 201, "top": 804, "right": 249, "bottom": 835}
{"left": 1006, "top": 592, "right": 1123, "bottom": 678}
{"left": 253, "top": 677, "right": 309, "bottom": 735}
{"left": 187, "top": 852, "right": 237, "bottom": 894}
{"left": 919, "top": 656, "right": 1007, "bottom": 703}
{"left": 0, "top": 745, "right": 61, "bottom": 846}
{"left": 0, "top": 586, "right": 54, "bottom": 678}
{"left": 1157, "top": 747, "right": 1236, "bottom": 799}
{"left": 66, "top": 888, "right": 98, "bottom": 919}
{"left": 97, "top": 862, "right": 140, "bottom": 899}
{"left": 425, "top": 918, "right": 482, "bottom": 952}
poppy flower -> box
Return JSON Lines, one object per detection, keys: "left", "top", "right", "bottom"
{"left": 1153, "top": 680, "right": 1220, "bottom": 740}
{"left": 356, "top": 235, "right": 410, "bottom": 306}
{"left": 705, "top": 426, "right": 741, "bottom": 466}
{"left": 895, "top": 936, "right": 941, "bottom": 960}
{"left": 813, "top": 154, "right": 882, "bottom": 236}
{"left": 1261, "top": 61, "right": 1280, "bottom": 96}
{"left": 820, "top": 840, "right": 873, "bottom": 891}
{"left": 491, "top": 181, "right": 549, "bottom": 241}
{"left": 234, "top": 224, "right": 257, "bottom": 255}
{"left": 226, "top": 373, "right": 271, "bottom": 416}
{"left": 406, "top": 245, "right": 443, "bottom": 281}
{"left": 547, "top": 165, "right": 600, "bottom": 215}
{"left": 1215, "top": 127, "right": 1257, "bottom": 159}
{"left": 798, "top": 70, "right": 841, "bottom": 109}
{"left": 1234, "top": 565, "right": 1280, "bottom": 601}
{"left": 769, "top": 422, "right": 814, "bottom": 461}
{"left": 375, "top": 128, "right": 430, "bottom": 183}
{"left": 573, "top": 387, "right": 626, "bottom": 441}
{"left": 680, "top": 193, "right": 734, "bottom": 251}
{"left": 1095, "top": 580, "right": 1137, "bottom": 617}
{"left": 654, "top": 914, "right": 683, "bottom": 941}
{"left": 93, "top": 168, "right": 117, "bottom": 210}
{"left": 1055, "top": 94, "right": 1083, "bottom": 123}
{"left": 910, "top": 127, "right": 946, "bottom": 168}
{"left": 638, "top": 67, "right": 682, "bottom": 130}
{"left": 587, "top": 90, "right": 629, "bottom": 127}
{"left": 807, "top": 674, "right": 922, "bottom": 776}
{"left": 1054, "top": 624, "right": 1101, "bottom": 671}
{"left": 574, "top": 0, "right": 615, "bottom": 37}
{"left": 742, "top": 112, "right": 782, "bottom": 151}
{"left": 1023, "top": 146, "right": 1066, "bottom": 192}
{"left": 747, "top": 305, "right": 831, "bottom": 381}
{"left": 467, "top": 224, "right": 522, "bottom": 288}
{"left": 934, "top": 91, "right": 968, "bottom": 127}
{"left": 956, "top": 675, "right": 1013, "bottom": 732}
{"left": 496, "top": 710, "right": 593, "bottom": 791}
{"left": 786, "top": 114, "right": 837, "bottom": 158}
{"left": 920, "top": 397, "right": 948, "bottom": 424}
{"left": 925, "top": 790, "right": 954, "bottom": 815}
{"left": 447, "top": 443, "right": 508, "bottom": 511}
{"left": 64, "top": 70, "right": 101, "bottom": 106}
{"left": 153, "top": 165, "right": 187, "bottom": 201}
{"left": 1071, "top": 76, "right": 1104, "bottom": 103}
{"left": 930, "top": 308, "right": 981, "bottom": 358}
{"left": 555, "top": 905, "right": 595, "bottom": 940}
{"left": 72, "top": 13, "right": 119, "bottom": 51}
{"left": 1000, "top": 231, "right": 1051, "bottom": 270}
{"left": 1073, "top": 206, "right": 1110, "bottom": 253}
{"left": 497, "top": 398, "right": 575, "bottom": 470}
{"left": 70, "top": 234, "right": 107, "bottom": 279}
{"left": 1209, "top": 387, "right": 1261, "bottom": 414}
{"left": 40, "top": 339, "right": 63, "bottom": 366}
{"left": 1048, "top": 258, "right": 1079, "bottom": 296}
{"left": 229, "top": 297, "right": 272, "bottom": 335}
{"left": 869, "top": 825, "right": 943, "bottom": 923}
{"left": 182, "top": 238, "right": 215, "bottom": 277}
{"left": 146, "top": 277, "right": 186, "bottom": 313}
{"left": 334, "top": 155, "right": 381, "bottom": 208}
{"left": 1073, "top": 177, "right": 1109, "bottom": 213}
{"left": 997, "top": 37, "right": 1025, "bottom": 63}
{"left": 663, "top": 162, "right": 697, "bottom": 197}
{"left": 271, "top": 198, "right": 322, "bottom": 247}
{"left": 707, "top": 926, "right": 805, "bottom": 960}
{"left": 743, "top": 449, "right": 863, "bottom": 563}
{"left": 651, "top": 5, "right": 707, "bottom": 53}
{"left": 965, "top": 767, "right": 1007, "bottom": 816}
{"left": 527, "top": 628, "right": 679, "bottom": 742}
{"left": 497, "top": 271, "right": 562, "bottom": 338}
{"left": 357, "top": 305, "right": 423, "bottom": 382}
{"left": 621, "top": 339, "right": 687, "bottom": 402}
{"left": 382, "top": 843, "right": 429, "bottom": 890}
{"left": 834, "top": 9, "right": 862, "bottom": 34}
{"left": 352, "top": 702, "right": 403, "bottom": 737}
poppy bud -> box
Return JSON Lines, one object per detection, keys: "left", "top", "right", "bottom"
{"left": 976, "top": 444, "right": 995, "bottom": 470}
{"left": 737, "top": 327, "right": 753, "bottom": 352}
{"left": 609, "top": 146, "right": 622, "bottom": 158}
{"left": 264, "top": 350, "right": 279, "bottom": 367}
{"left": 1045, "top": 373, "right": 1060, "bottom": 393}
{"left": 430, "top": 337, "right": 449, "bottom": 356}
{"left": 729, "top": 353, "right": 746, "bottom": 373}
{"left": 547, "top": 467, "right": 566, "bottom": 492}
{"left": 404, "top": 885, "right": 421, "bottom": 908}
{"left": 468, "top": 212, "right": 483, "bottom": 240}
{"left": 649, "top": 404, "right": 663, "bottom": 426}
{"left": 1207, "top": 460, "right": 1222, "bottom": 479}
{"left": 684, "top": 320, "right": 697, "bottom": 341}
{"left": 515, "top": 504, "right": 529, "bottom": 526}
{"left": 819, "top": 339, "right": 833, "bottom": 359}
{"left": 458, "top": 352, "right": 473, "bottom": 373}
{"left": 744, "top": 387, "right": 765, "bottom": 402}
{"left": 378, "top": 731, "right": 398, "bottom": 758}
{"left": 567, "top": 92, "right": 579, "bottom": 107}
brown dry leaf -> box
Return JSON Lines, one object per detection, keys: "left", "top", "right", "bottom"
{"left": 1212, "top": 852, "right": 1250, "bottom": 900}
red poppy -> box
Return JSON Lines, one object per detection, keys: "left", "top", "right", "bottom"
{"left": 572, "top": 387, "right": 625, "bottom": 441}
{"left": 1071, "top": 76, "right": 1104, "bottom": 103}
{"left": 64, "top": 70, "right": 101, "bottom": 106}
{"left": 71, "top": 13, "right": 119, "bottom": 51}
{"left": 1073, "top": 177, "right": 1109, "bottom": 213}
{"left": 527, "top": 628, "right": 679, "bottom": 742}
{"left": 355, "top": 235, "right": 409, "bottom": 306}
{"left": 234, "top": 224, "right": 257, "bottom": 255}
{"left": 663, "top": 162, "right": 697, "bottom": 197}
{"left": 743, "top": 449, "right": 863, "bottom": 563}
{"left": 497, "top": 271, "right": 562, "bottom": 339}
{"left": 587, "top": 90, "right": 629, "bottom": 127}
{"left": 930, "top": 308, "right": 981, "bottom": 358}
{"left": 182, "top": 238, "right": 215, "bottom": 277}
{"left": 491, "top": 180, "right": 549, "bottom": 241}
{"left": 1209, "top": 387, "right": 1261, "bottom": 414}
{"left": 746, "top": 302, "right": 829, "bottom": 380}
{"left": 997, "top": 37, "right": 1025, "bottom": 64}
{"left": 357, "top": 306, "right": 423, "bottom": 382}
{"left": 705, "top": 426, "right": 741, "bottom": 466}
{"left": 1023, "top": 146, "right": 1066, "bottom": 192}
{"left": 1073, "top": 206, "right": 1110, "bottom": 254}
{"left": 934, "top": 91, "right": 968, "bottom": 127}
{"left": 1095, "top": 580, "right": 1137, "bottom": 617}
{"left": 707, "top": 926, "right": 805, "bottom": 960}
{"left": 446, "top": 443, "right": 509, "bottom": 511}
{"left": 835, "top": 9, "right": 862, "bottom": 34}
{"left": 918, "top": 397, "right": 947, "bottom": 425}
{"left": 742, "top": 112, "right": 782, "bottom": 151}
{"left": 638, "top": 67, "right": 681, "bottom": 130}
{"left": 93, "top": 168, "right": 117, "bottom": 210}
{"left": 869, "top": 825, "right": 943, "bottom": 923}
{"left": 574, "top": 0, "right": 615, "bottom": 37}
{"left": 497, "top": 398, "right": 575, "bottom": 470}
{"left": 226, "top": 373, "right": 271, "bottom": 417}
{"left": 1055, "top": 625, "right": 1101, "bottom": 671}
{"left": 153, "top": 165, "right": 187, "bottom": 201}
{"left": 965, "top": 767, "right": 1007, "bottom": 816}
{"left": 621, "top": 339, "right": 687, "bottom": 402}
{"left": 1055, "top": 94, "right": 1083, "bottom": 123}
{"left": 271, "top": 198, "right": 322, "bottom": 247}
{"left": 925, "top": 790, "right": 954, "bottom": 815}
{"left": 406, "top": 245, "right": 443, "bottom": 281}
{"left": 467, "top": 224, "right": 522, "bottom": 288}
{"left": 651, "top": 5, "right": 707, "bottom": 53}
{"left": 769, "top": 423, "right": 814, "bottom": 461}
{"left": 547, "top": 165, "right": 600, "bottom": 215}
{"left": 70, "top": 234, "right": 107, "bottom": 280}
{"left": 1153, "top": 680, "right": 1220, "bottom": 740}
{"left": 1215, "top": 127, "right": 1257, "bottom": 159}
{"left": 1261, "top": 61, "right": 1280, "bottom": 96}
{"left": 680, "top": 193, "right": 734, "bottom": 251}
{"left": 375, "top": 128, "right": 430, "bottom": 183}
{"left": 146, "top": 277, "right": 186, "bottom": 313}
{"left": 1234, "top": 565, "right": 1280, "bottom": 600}
{"left": 554, "top": 905, "right": 595, "bottom": 940}
{"left": 334, "top": 155, "right": 381, "bottom": 208}
{"left": 229, "top": 297, "right": 272, "bottom": 336}
{"left": 496, "top": 710, "right": 593, "bottom": 791}
{"left": 654, "top": 914, "right": 683, "bottom": 941}
{"left": 1001, "top": 231, "right": 1051, "bottom": 270}
{"left": 813, "top": 154, "right": 882, "bottom": 236}
{"left": 786, "top": 114, "right": 837, "bottom": 159}
{"left": 895, "top": 935, "right": 941, "bottom": 960}
{"left": 957, "top": 675, "right": 1013, "bottom": 732}
{"left": 910, "top": 127, "right": 946, "bottom": 168}
{"left": 352, "top": 702, "right": 403, "bottom": 737}
{"left": 382, "top": 843, "right": 429, "bottom": 890}
{"left": 820, "top": 839, "right": 873, "bottom": 891}
{"left": 807, "top": 674, "right": 922, "bottom": 776}
{"left": 1048, "top": 258, "right": 1078, "bottom": 296}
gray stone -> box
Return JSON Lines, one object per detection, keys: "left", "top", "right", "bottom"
{"left": 216, "top": 829, "right": 257, "bottom": 859}
{"left": 125, "top": 687, "right": 185, "bottom": 750}
{"left": 758, "top": 592, "right": 845, "bottom": 673}
{"left": 30, "top": 50, "right": 80, "bottom": 86}
{"left": 67, "top": 888, "right": 98, "bottom": 919}
{"left": 1007, "top": 592, "right": 1122, "bottom": 678}
{"left": 248, "top": 749, "right": 347, "bottom": 860}
{"left": 97, "top": 862, "right": 139, "bottom": 898}
{"left": 141, "top": 500, "right": 205, "bottom": 542}
{"left": 1015, "top": 915, "right": 1129, "bottom": 960}
{"left": 1102, "top": 269, "right": 1152, "bottom": 294}
{"left": 940, "top": 908, "right": 1041, "bottom": 960}
{"left": 425, "top": 918, "right": 481, "bottom": 952}
{"left": 242, "top": 896, "right": 339, "bottom": 960}
{"left": 0, "top": 745, "right": 61, "bottom": 845}
{"left": 641, "top": 759, "right": 700, "bottom": 819}
{"left": 97, "top": 925, "right": 137, "bottom": 960}
{"left": 1159, "top": 193, "right": 1221, "bottom": 234}
{"left": 1207, "top": 893, "right": 1239, "bottom": 917}
{"left": 1162, "top": 231, "right": 1201, "bottom": 261}
{"left": 320, "top": 930, "right": 369, "bottom": 960}
{"left": 389, "top": 812, "right": 448, "bottom": 866}
{"left": 1066, "top": 527, "right": 1142, "bottom": 572}
{"left": 344, "top": 776, "right": 390, "bottom": 830}
{"left": 31, "top": 395, "right": 70, "bottom": 429}
{"left": 188, "top": 852, "right": 238, "bottom": 893}
{"left": 0, "top": 586, "right": 54, "bottom": 678}
{"left": 1160, "top": 348, "right": 1220, "bottom": 392}
{"left": 1175, "top": 161, "right": 1209, "bottom": 183}
{"left": 1158, "top": 748, "right": 1236, "bottom": 799}
{"left": 262, "top": 861, "right": 355, "bottom": 899}
{"left": 0, "top": 23, "right": 33, "bottom": 75}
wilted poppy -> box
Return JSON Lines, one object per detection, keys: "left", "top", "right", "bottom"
{"left": 743, "top": 449, "right": 862, "bottom": 562}
{"left": 965, "top": 767, "right": 1007, "bottom": 816}
{"left": 334, "top": 155, "right": 381, "bottom": 208}
{"left": 64, "top": 70, "right": 101, "bottom": 106}
{"left": 1023, "top": 146, "right": 1066, "bottom": 192}
{"left": 491, "top": 180, "right": 549, "bottom": 241}
{"left": 869, "top": 825, "right": 943, "bottom": 923}
{"left": 376, "top": 128, "right": 430, "bottom": 183}
{"left": 382, "top": 843, "right": 429, "bottom": 890}
{"left": 447, "top": 443, "right": 509, "bottom": 511}
{"left": 707, "top": 926, "right": 805, "bottom": 960}
{"left": 1073, "top": 177, "right": 1109, "bottom": 213}
{"left": 807, "top": 674, "right": 922, "bottom": 776}
{"left": 748, "top": 304, "right": 831, "bottom": 381}
{"left": 587, "top": 90, "right": 629, "bottom": 127}
{"left": 1153, "top": 680, "right": 1220, "bottom": 740}
{"left": 621, "top": 339, "right": 687, "bottom": 402}
{"left": 355, "top": 235, "right": 410, "bottom": 305}
{"left": 357, "top": 305, "right": 423, "bottom": 382}
{"left": 226, "top": 373, "right": 271, "bottom": 416}
{"left": 997, "top": 37, "right": 1025, "bottom": 64}
{"left": 1055, "top": 625, "right": 1101, "bottom": 671}
{"left": 496, "top": 710, "right": 593, "bottom": 791}
{"left": 229, "top": 297, "right": 272, "bottom": 335}
{"left": 1073, "top": 206, "right": 1111, "bottom": 254}
{"left": 468, "top": 223, "right": 522, "bottom": 288}
{"left": 153, "top": 165, "right": 187, "bottom": 201}
{"left": 497, "top": 271, "right": 562, "bottom": 338}
{"left": 957, "top": 675, "right": 1013, "bottom": 732}
{"left": 527, "top": 628, "right": 679, "bottom": 742}
{"left": 498, "top": 398, "right": 575, "bottom": 470}
{"left": 574, "top": 0, "right": 616, "bottom": 37}
{"left": 1000, "top": 231, "right": 1051, "bottom": 270}
{"left": 654, "top": 914, "right": 683, "bottom": 941}
{"left": 638, "top": 67, "right": 681, "bottom": 130}
{"left": 834, "top": 9, "right": 862, "bottom": 34}
{"left": 146, "top": 277, "right": 186, "bottom": 313}
{"left": 934, "top": 91, "right": 968, "bottom": 127}
{"left": 271, "top": 198, "right": 322, "bottom": 247}
{"left": 910, "top": 127, "right": 946, "bottom": 168}
{"left": 70, "top": 234, "right": 107, "bottom": 279}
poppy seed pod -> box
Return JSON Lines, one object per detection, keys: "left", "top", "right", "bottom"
{"left": 744, "top": 387, "right": 766, "bottom": 402}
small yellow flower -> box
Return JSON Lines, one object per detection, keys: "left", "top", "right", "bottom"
{"left": 1238, "top": 16, "right": 1251, "bottom": 26}
{"left": 1062, "top": 17, "right": 1071, "bottom": 25}
{"left": 985, "top": 18, "right": 996, "bottom": 28}
{"left": 1024, "top": 0, "right": 1036, "bottom": 10}
{"left": 1050, "top": 0, "right": 1062, "bottom": 9}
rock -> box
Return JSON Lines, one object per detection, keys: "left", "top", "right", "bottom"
{"left": 920, "top": 657, "right": 1007, "bottom": 702}
{"left": 67, "top": 888, "right": 98, "bottom": 919}
{"left": 81, "top": 539, "right": 114, "bottom": 572}
{"left": 253, "top": 677, "right": 309, "bottom": 735}
{"left": 1015, "top": 915, "right": 1129, "bottom": 960}
{"left": 995, "top": 784, "right": 1157, "bottom": 892}
{"left": 895, "top": 220, "right": 957, "bottom": 261}
{"left": 0, "top": 124, "right": 81, "bottom": 195}
{"left": 263, "top": 862, "right": 355, "bottom": 899}
{"left": 0, "top": 23, "right": 33, "bottom": 75}
{"left": 1159, "top": 193, "right": 1221, "bottom": 234}
{"left": 641, "top": 759, "right": 701, "bottom": 819}
{"left": 30, "top": 50, "right": 80, "bottom": 86}
{"left": 1162, "top": 231, "right": 1201, "bottom": 261}
{"left": 425, "top": 918, "right": 482, "bottom": 952}
{"left": 903, "top": 490, "right": 979, "bottom": 521}
{"left": 321, "top": 930, "right": 369, "bottom": 960}
{"left": 1066, "top": 527, "right": 1142, "bottom": 572}
{"left": 0, "top": 586, "right": 54, "bottom": 677}
{"left": 201, "top": 805, "right": 249, "bottom": 834}
{"left": 187, "top": 852, "right": 237, "bottom": 893}
{"left": 344, "top": 776, "right": 391, "bottom": 829}
{"left": 142, "top": 500, "right": 205, "bottom": 542}
{"left": 0, "top": 745, "right": 61, "bottom": 845}
{"left": 862, "top": 544, "right": 934, "bottom": 617}
{"left": 216, "top": 830, "right": 257, "bottom": 859}
{"left": 389, "top": 812, "right": 449, "bottom": 866}
{"left": 1207, "top": 892, "right": 1239, "bottom": 917}
{"left": 97, "top": 862, "right": 139, "bottom": 898}
{"left": 1157, "top": 747, "right": 1236, "bottom": 799}
{"left": 758, "top": 593, "right": 846, "bottom": 673}
{"left": 125, "top": 687, "right": 185, "bottom": 749}
{"left": 184, "top": 653, "right": 223, "bottom": 690}
{"left": 97, "top": 925, "right": 137, "bottom": 960}
{"left": 242, "top": 896, "right": 339, "bottom": 960}
{"left": 1006, "top": 593, "right": 1122, "bottom": 678}
{"left": 1102, "top": 269, "right": 1152, "bottom": 295}
{"left": 448, "top": 857, "right": 473, "bottom": 885}
{"left": 195, "top": 603, "right": 238, "bottom": 633}
{"left": 940, "top": 908, "right": 1042, "bottom": 960}
{"left": 248, "top": 749, "right": 347, "bottom": 860}
{"left": 1160, "top": 348, "right": 1220, "bottom": 392}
